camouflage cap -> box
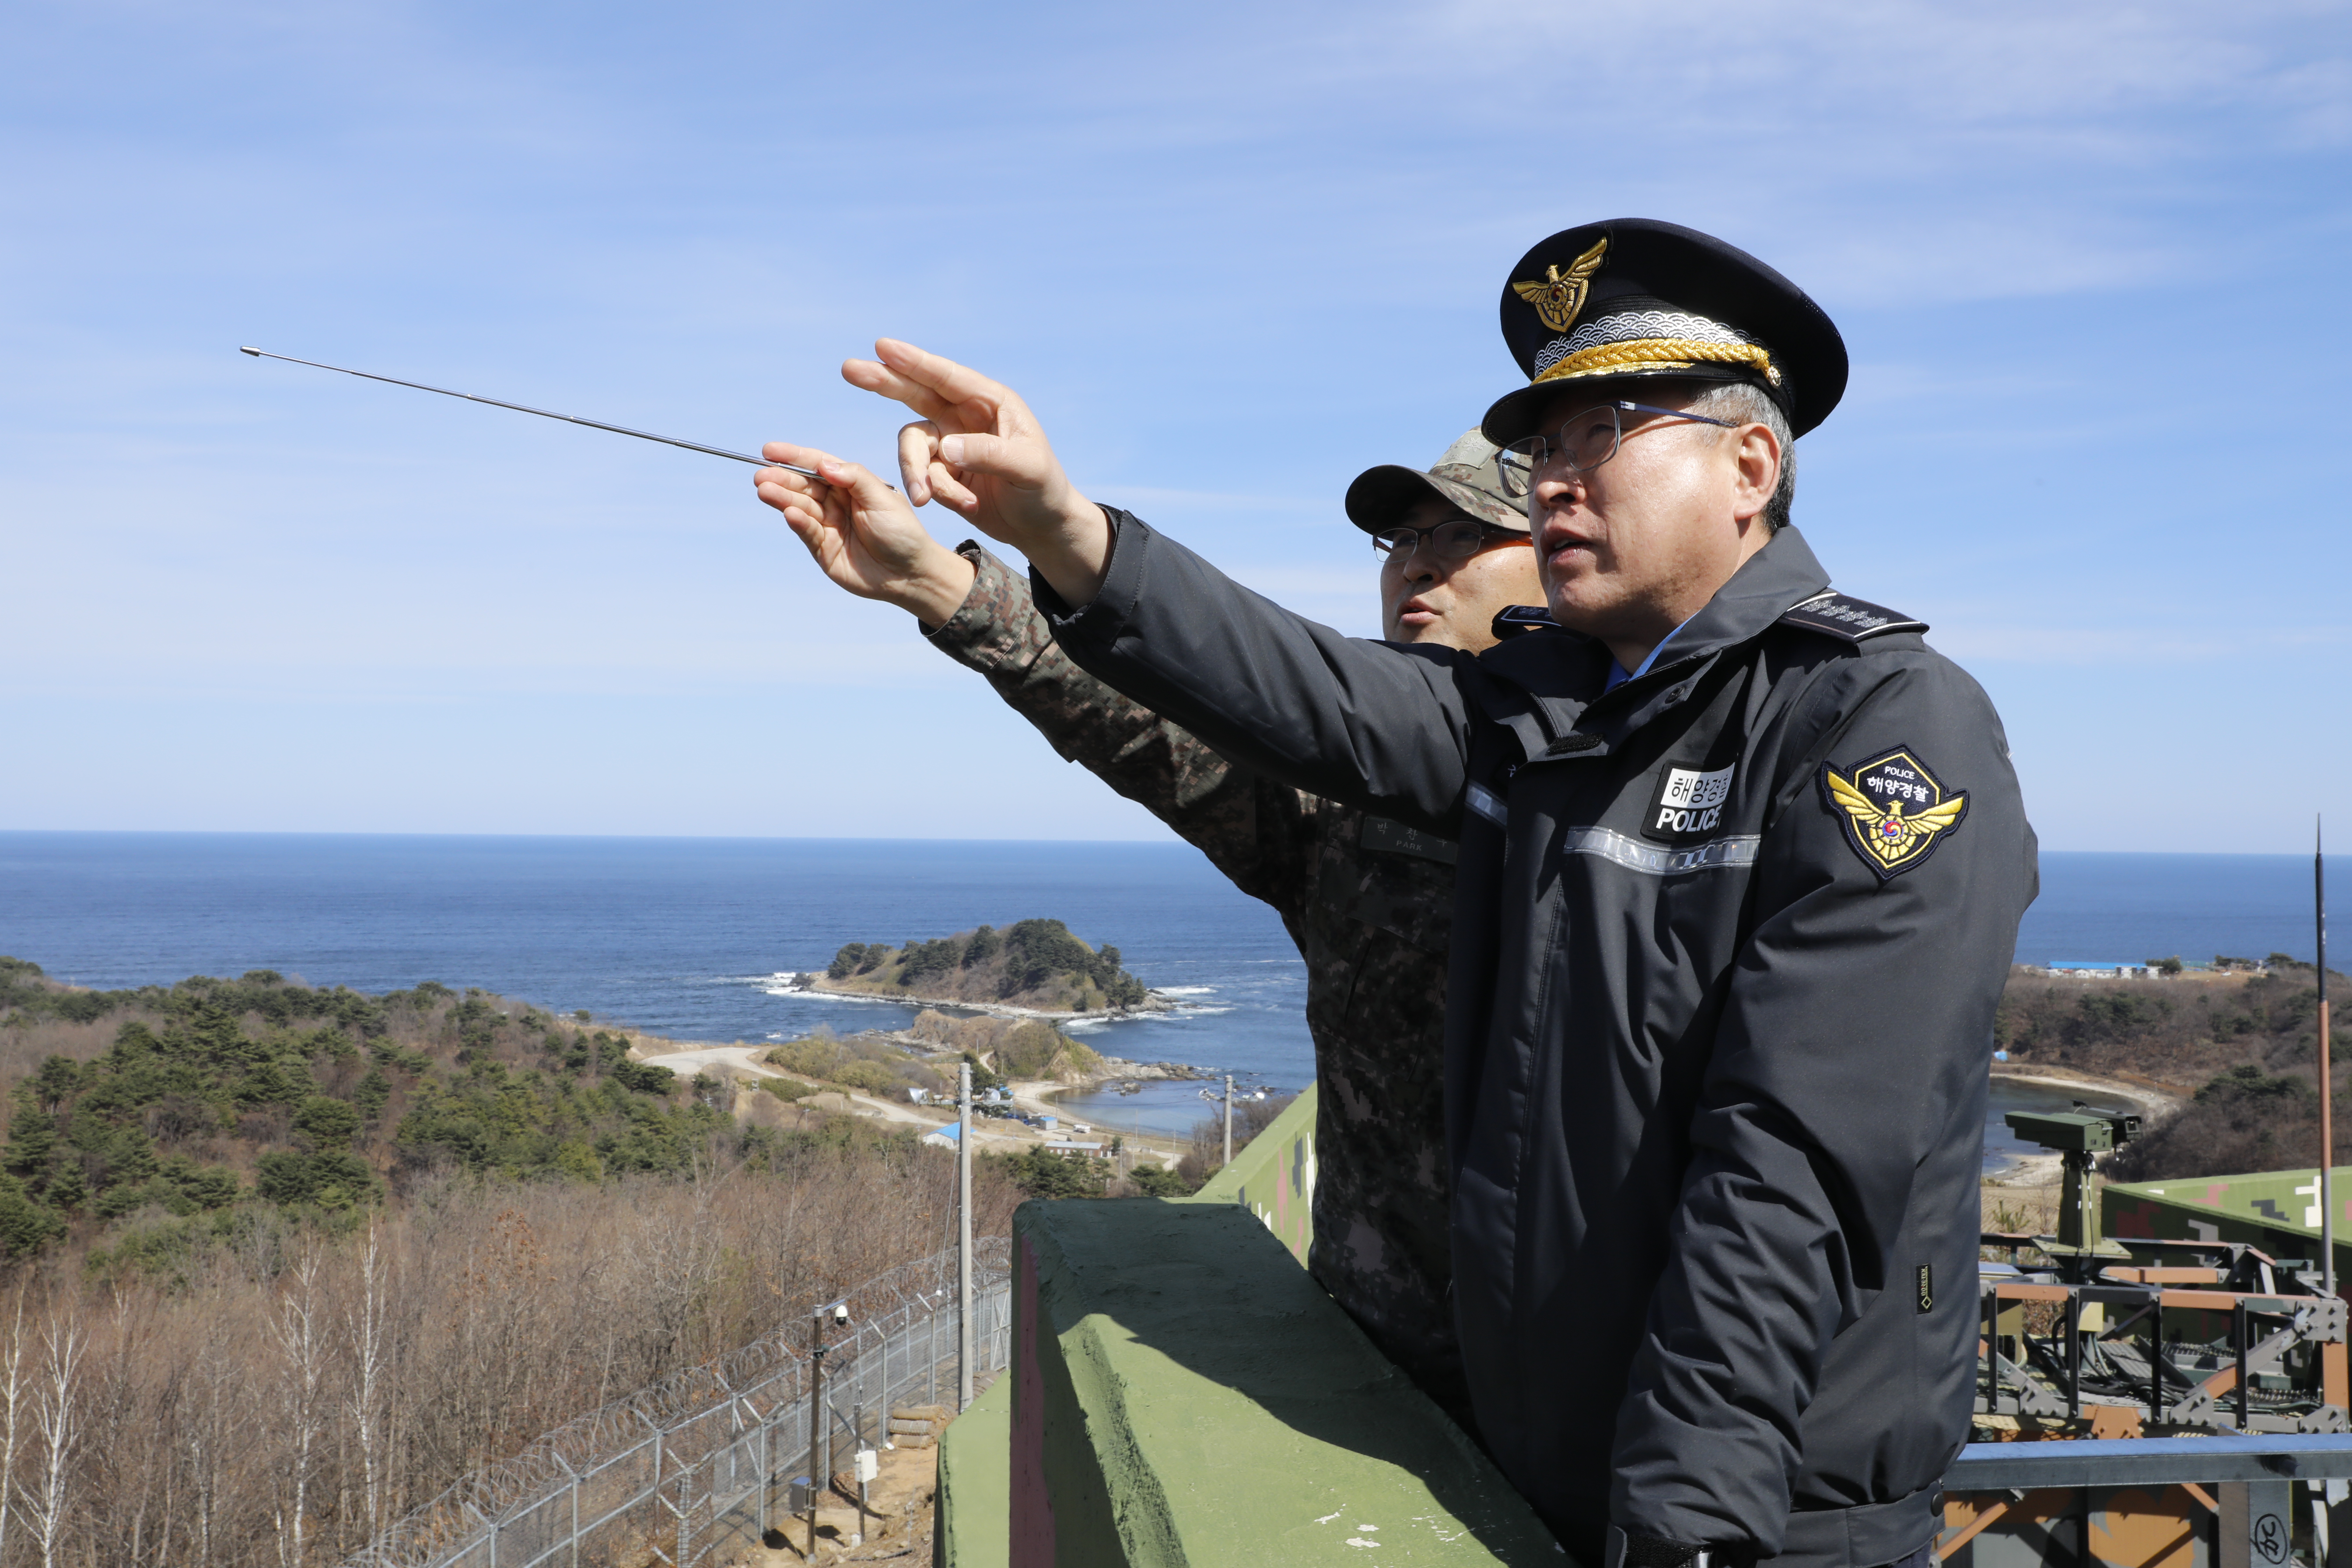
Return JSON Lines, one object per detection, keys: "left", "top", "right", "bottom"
{"left": 1343, "top": 430, "right": 1531, "bottom": 537}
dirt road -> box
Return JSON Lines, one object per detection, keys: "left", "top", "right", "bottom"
{"left": 637, "top": 1043, "right": 1046, "bottom": 1151}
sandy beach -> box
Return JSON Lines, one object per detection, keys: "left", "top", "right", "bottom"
{"left": 1990, "top": 1063, "right": 2184, "bottom": 1117}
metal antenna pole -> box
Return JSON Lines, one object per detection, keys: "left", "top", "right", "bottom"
{"left": 238, "top": 347, "right": 821, "bottom": 477}
{"left": 2322, "top": 816, "right": 2334, "bottom": 1298}
{"left": 958, "top": 1060, "right": 974, "bottom": 1412}
{"left": 1223, "top": 1074, "right": 1234, "bottom": 1169}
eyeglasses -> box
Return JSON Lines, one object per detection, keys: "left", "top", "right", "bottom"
{"left": 1372, "top": 518, "right": 1532, "bottom": 567}
{"left": 1494, "top": 400, "right": 1737, "bottom": 499}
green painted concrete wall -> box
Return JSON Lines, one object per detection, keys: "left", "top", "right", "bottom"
{"left": 1183, "top": 1084, "right": 1317, "bottom": 1267}
{"left": 2104, "top": 1165, "right": 2352, "bottom": 1279}
{"left": 1009, "top": 1197, "right": 1562, "bottom": 1566}
{"left": 937, "top": 1376, "right": 1011, "bottom": 1568}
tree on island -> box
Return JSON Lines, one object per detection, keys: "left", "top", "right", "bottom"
{"left": 817, "top": 919, "right": 1151, "bottom": 1011}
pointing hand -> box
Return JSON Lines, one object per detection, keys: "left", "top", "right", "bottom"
{"left": 842, "top": 340, "right": 1113, "bottom": 606}
{"left": 753, "top": 444, "right": 976, "bottom": 627}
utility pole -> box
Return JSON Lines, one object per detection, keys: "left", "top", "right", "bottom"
{"left": 2321, "top": 816, "right": 2334, "bottom": 1299}
{"left": 958, "top": 1060, "right": 974, "bottom": 1412}
{"left": 806, "top": 1306, "right": 835, "bottom": 1557}
{"left": 1223, "top": 1073, "right": 1234, "bottom": 1168}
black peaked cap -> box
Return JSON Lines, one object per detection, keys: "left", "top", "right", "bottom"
{"left": 1480, "top": 218, "right": 1848, "bottom": 446}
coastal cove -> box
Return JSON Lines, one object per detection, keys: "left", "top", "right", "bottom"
{"left": 0, "top": 834, "right": 2326, "bottom": 1173}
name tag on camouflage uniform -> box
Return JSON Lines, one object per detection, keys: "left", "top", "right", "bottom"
{"left": 1360, "top": 816, "right": 1458, "bottom": 866}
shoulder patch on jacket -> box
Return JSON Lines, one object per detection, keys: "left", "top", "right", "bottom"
{"left": 1777, "top": 591, "right": 1926, "bottom": 643}
{"left": 1490, "top": 604, "right": 1563, "bottom": 640}
{"left": 1821, "top": 746, "right": 1968, "bottom": 880}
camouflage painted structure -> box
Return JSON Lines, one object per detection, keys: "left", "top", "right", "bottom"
{"left": 1003, "top": 1199, "right": 1558, "bottom": 1568}
{"left": 2106, "top": 1166, "right": 2352, "bottom": 1284}
{"left": 1186, "top": 1086, "right": 1318, "bottom": 1265}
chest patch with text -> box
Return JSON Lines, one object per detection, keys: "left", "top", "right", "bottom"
{"left": 1642, "top": 764, "right": 1736, "bottom": 843}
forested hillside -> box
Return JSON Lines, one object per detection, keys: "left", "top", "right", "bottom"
{"left": 0, "top": 955, "right": 1019, "bottom": 1565}
{"left": 812, "top": 918, "right": 1155, "bottom": 1012}
{"left": 1994, "top": 961, "right": 2350, "bottom": 1181}
{"left": 0, "top": 957, "right": 767, "bottom": 1262}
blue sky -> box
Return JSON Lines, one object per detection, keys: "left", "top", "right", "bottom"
{"left": 2, "top": 0, "right": 2347, "bottom": 849}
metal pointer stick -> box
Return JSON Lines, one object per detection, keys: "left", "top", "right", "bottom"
{"left": 239, "top": 347, "right": 822, "bottom": 478}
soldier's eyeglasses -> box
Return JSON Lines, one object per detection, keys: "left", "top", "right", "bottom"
{"left": 1494, "top": 400, "right": 1738, "bottom": 499}
{"left": 1372, "top": 519, "right": 1531, "bottom": 567}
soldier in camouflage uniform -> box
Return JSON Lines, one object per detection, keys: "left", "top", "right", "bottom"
{"left": 903, "top": 434, "right": 1535, "bottom": 1422}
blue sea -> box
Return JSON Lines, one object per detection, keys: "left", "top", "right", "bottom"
{"left": 0, "top": 833, "right": 2327, "bottom": 1162}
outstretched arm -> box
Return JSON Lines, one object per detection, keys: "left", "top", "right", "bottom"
{"left": 746, "top": 430, "right": 1318, "bottom": 911}
{"left": 927, "top": 545, "right": 1317, "bottom": 913}
{"left": 774, "top": 341, "right": 1479, "bottom": 833}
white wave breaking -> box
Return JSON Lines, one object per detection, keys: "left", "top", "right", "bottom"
{"left": 757, "top": 984, "right": 908, "bottom": 1006}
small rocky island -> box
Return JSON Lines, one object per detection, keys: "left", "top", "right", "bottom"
{"left": 800, "top": 918, "right": 1170, "bottom": 1017}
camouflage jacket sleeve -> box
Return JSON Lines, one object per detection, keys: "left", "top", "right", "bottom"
{"left": 925, "top": 541, "right": 1317, "bottom": 917}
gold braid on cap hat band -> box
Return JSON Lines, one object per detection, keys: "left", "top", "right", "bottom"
{"left": 1532, "top": 337, "right": 1780, "bottom": 388}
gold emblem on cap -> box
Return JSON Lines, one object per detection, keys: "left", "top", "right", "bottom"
{"left": 1512, "top": 237, "right": 1608, "bottom": 333}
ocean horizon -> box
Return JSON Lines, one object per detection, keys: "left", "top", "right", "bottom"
{"left": 0, "top": 831, "right": 2328, "bottom": 1163}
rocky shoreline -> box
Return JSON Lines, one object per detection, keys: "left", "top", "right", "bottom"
{"left": 1989, "top": 1061, "right": 2185, "bottom": 1115}
{"left": 771, "top": 971, "right": 1178, "bottom": 1024}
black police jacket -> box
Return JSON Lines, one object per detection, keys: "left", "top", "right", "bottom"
{"left": 1040, "top": 514, "right": 2038, "bottom": 1568}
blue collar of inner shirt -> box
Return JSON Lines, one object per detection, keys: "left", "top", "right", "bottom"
{"left": 1602, "top": 610, "right": 1701, "bottom": 693}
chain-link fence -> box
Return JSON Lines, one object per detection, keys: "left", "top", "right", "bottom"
{"left": 340, "top": 1237, "right": 1013, "bottom": 1568}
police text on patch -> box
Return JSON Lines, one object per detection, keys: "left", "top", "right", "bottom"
{"left": 1644, "top": 764, "right": 1735, "bottom": 842}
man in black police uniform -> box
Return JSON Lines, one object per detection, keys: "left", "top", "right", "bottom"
{"left": 753, "top": 219, "right": 2038, "bottom": 1568}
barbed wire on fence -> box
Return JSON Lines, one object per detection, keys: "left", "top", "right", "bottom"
{"left": 340, "top": 1235, "right": 1014, "bottom": 1568}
